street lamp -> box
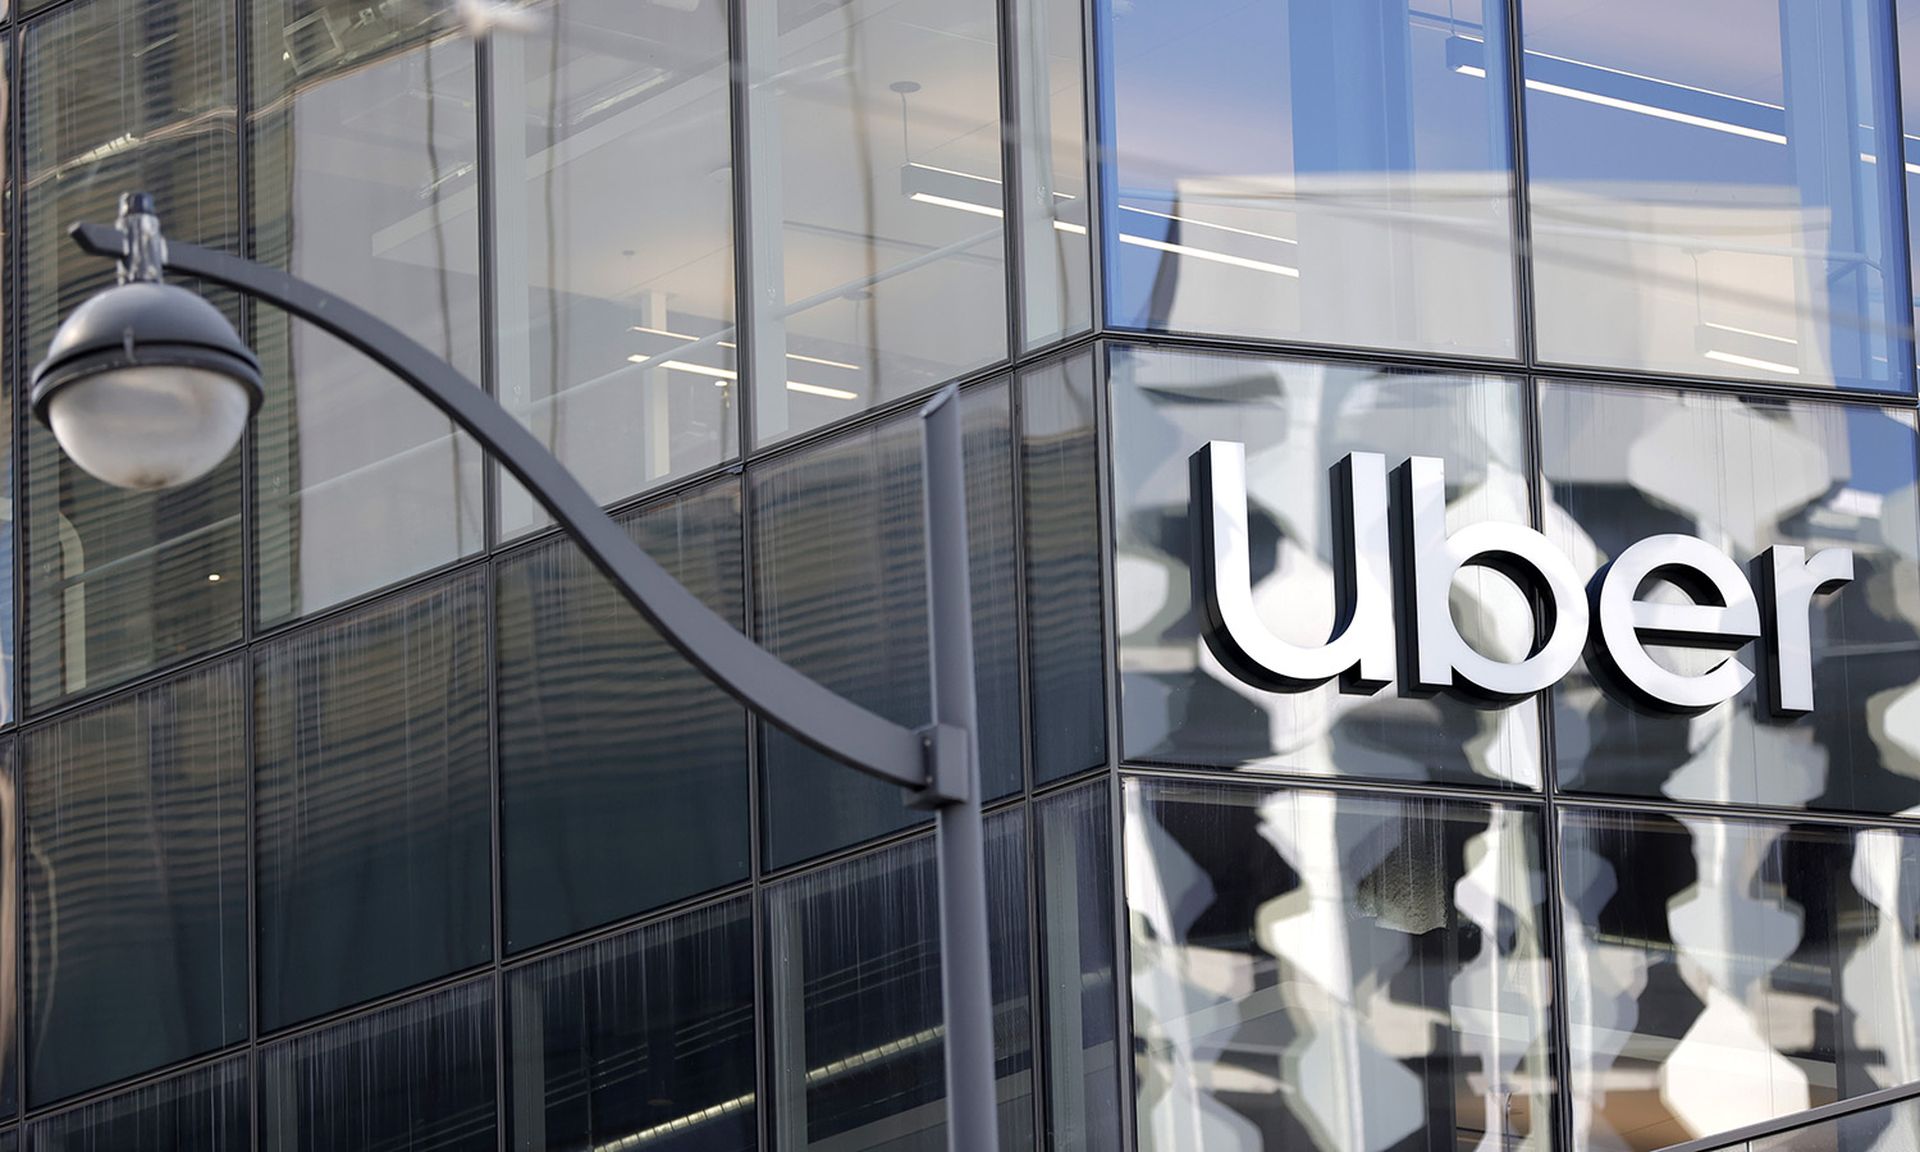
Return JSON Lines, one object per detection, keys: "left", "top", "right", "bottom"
{"left": 35, "top": 192, "right": 1003, "bottom": 1152}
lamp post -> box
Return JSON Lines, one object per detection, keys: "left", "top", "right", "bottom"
{"left": 35, "top": 192, "right": 1002, "bottom": 1152}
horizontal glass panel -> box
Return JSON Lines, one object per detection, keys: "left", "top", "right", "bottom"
{"left": 261, "top": 977, "right": 496, "bottom": 1152}
{"left": 1127, "top": 775, "right": 1555, "bottom": 1151}
{"left": 766, "top": 809, "right": 1032, "bottom": 1149}
{"left": 742, "top": 0, "right": 1007, "bottom": 445}
{"left": 493, "top": 0, "right": 739, "bottom": 538}
{"left": 1751, "top": 1094, "right": 1920, "bottom": 1151}
{"left": 1561, "top": 807, "right": 1920, "bottom": 1150}
{"left": 1540, "top": 382, "right": 1920, "bottom": 814}
{"left": 1103, "top": 0, "right": 1517, "bottom": 355}
{"left": 29, "top": 1056, "right": 247, "bottom": 1152}
{"left": 754, "top": 382, "right": 1020, "bottom": 867}
{"left": 255, "top": 570, "right": 492, "bottom": 1029}
{"left": 250, "top": 7, "right": 484, "bottom": 624}
{"left": 24, "top": 660, "right": 248, "bottom": 1107}
{"left": 506, "top": 896, "right": 756, "bottom": 1151}
{"left": 21, "top": 0, "right": 243, "bottom": 710}
{"left": 1109, "top": 343, "right": 1541, "bottom": 787}
{"left": 1524, "top": 0, "right": 1908, "bottom": 391}
{"left": 497, "top": 480, "right": 748, "bottom": 951}
{"left": 1022, "top": 350, "right": 1107, "bottom": 782}
{"left": 1036, "top": 780, "right": 1121, "bottom": 1152}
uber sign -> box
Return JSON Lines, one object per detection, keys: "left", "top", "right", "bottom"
{"left": 1192, "top": 441, "right": 1853, "bottom": 718}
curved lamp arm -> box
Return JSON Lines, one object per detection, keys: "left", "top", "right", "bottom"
{"left": 69, "top": 222, "right": 945, "bottom": 799}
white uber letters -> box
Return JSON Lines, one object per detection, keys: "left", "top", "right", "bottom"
{"left": 1192, "top": 442, "right": 1852, "bottom": 717}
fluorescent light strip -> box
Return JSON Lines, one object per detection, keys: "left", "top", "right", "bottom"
{"left": 1455, "top": 64, "right": 1487, "bottom": 78}
{"left": 1522, "top": 77, "right": 1786, "bottom": 143}
{"left": 907, "top": 161, "right": 1077, "bottom": 199}
{"left": 1704, "top": 348, "right": 1800, "bottom": 375}
{"left": 1700, "top": 320, "right": 1797, "bottom": 346}
{"left": 629, "top": 328, "right": 861, "bottom": 371}
{"left": 1118, "top": 233, "right": 1299, "bottom": 277}
{"left": 1120, "top": 204, "right": 1298, "bottom": 245}
{"left": 1856, "top": 151, "right": 1920, "bottom": 175}
{"left": 909, "top": 191, "right": 1004, "bottom": 218}
{"left": 624, "top": 357, "right": 860, "bottom": 400}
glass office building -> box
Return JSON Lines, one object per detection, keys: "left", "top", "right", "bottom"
{"left": 0, "top": 0, "right": 1919, "bottom": 1149}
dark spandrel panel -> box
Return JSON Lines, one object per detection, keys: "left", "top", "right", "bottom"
{"left": 21, "top": 0, "right": 242, "bottom": 710}
{"left": 0, "top": 49, "right": 16, "bottom": 730}
{"left": 1013, "top": 0, "right": 1093, "bottom": 349}
{"left": 1035, "top": 781, "right": 1120, "bottom": 1152}
{"left": 1022, "top": 350, "right": 1106, "bottom": 782}
{"left": 250, "top": 9, "right": 483, "bottom": 625}
{"left": 0, "top": 743, "right": 16, "bottom": 1122}
{"left": 1560, "top": 808, "right": 1920, "bottom": 1152}
{"left": 498, "top": 480, "right": 748, "bottom": 952}
{"left": 743, "top": 0, "right": 1005, "bottom": 447}
{"left": 1525, "top": 0, "right": 1906, "bottom": 392}
{"left": 1102, "top": 0, "right": 1517, "bottom": 356}
{"left": 28, "top": 1056, "right": 247, "bottom": 1152}
{"left": 24, "top": 661, "right": 247, "bottom": 1107}
{"left": 255, "top": 569, "right": 491, "bottom": 1029}
{"left": 506, "top": 897, "right": 756, "bottom": 1152}
{"left": 262, "top": 977, "right": 496, "bottom": 1152}
{"left": 1109, "top": 343, "right": 1542, "bottom": 788}
{"left": 1, "top": 1128, "right": 13, "bottom": 1152}
{"left": 1752, "top": 1094, "right": 1920, "bottom": 1151}
{"left": 1126, "top": 777, "right": 1555, "bottom": 1151}
{"left": 1540, "top": 383, "right": 1920, "bottom": 814}
{"left": 493, "top": 0, "right": 738, "bottom": 540}
{"left": 766, "top": 810, "right": 1032, "bottom": 1150}
{"left": 755, "top": 382, "right": 1020, "bottom": 868}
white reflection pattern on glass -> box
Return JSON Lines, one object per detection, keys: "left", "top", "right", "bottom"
{"left": 1127, "top": 778, "right": 1553, "bottom": 1151}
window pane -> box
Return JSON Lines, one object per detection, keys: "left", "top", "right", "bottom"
{"left": 1752, "top": 1095, "right": 1920, "bottom": 1151}
{"left": 766, "top": 810, "right": 1032, "bottom": 1149}
{"left": 742, "top": 0, "right": 1007, "bottom": 445}
{"left": 0, "top": 41, "right": 16, "bottom": 729}
{"left": 1035, "top": 781, "right": 1120, "bottom": 1152}
{"left": 1110, "top": 343, "right": 1541, "bottom": 788}
{"left": 25, "top": 661, "right": 247, "bottom": 1107}
{"left": 250, "top": 6, "right": 484, "bottom": 624}
{"left": 753, "top": 382, "right": 1019, "bottom": 868}
{"left": 1013, "top": 0, "right": 1093, "bottom": 348}
{"left": 1103, "top": 0, "right": 1517, "bottom": 355}
{"left": 255, "top": 570, "right": 491, "bottom": 1029}
{"left": 261, "top": 977, "right": 496, "bottom": 1152}
{"left": 1021, "top": 350, "right": 1106, "bottom": 782}
{"left": 28, "top": 1057, "right": 247, "bottom": 1152}
{"left": 1127, "top": 776, "right": 1555, "bottom": 1150}
{"left": 22, "top": 0, "right": 242, "bottom": 709}
{"left": 1524, "top": 0, "right": 1907, "bottom": 391}
{"left": 1540, "top": 382, "right": 1920, "bottom": 814}
{"left": 498, "top": 480, "right": 748, "bottom": 951}
{"left": 1561, "top": 808, "right": 1920, "bottom": 1151}
{"left": 1902, "top": 0, "right": 1920, "bottom": 376}
{"left": 506, "top": 897, "right": 756, "bottom": 1151}
{"left": 0, "top": 743, "right": 16, "bottom": 1122}
{"left": 493, "top": 0, "right": 739, "bottom": 539}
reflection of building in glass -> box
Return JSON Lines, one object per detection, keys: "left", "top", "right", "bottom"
{"left": 2, "top": 0, "right": 1920, "bottom": 1150}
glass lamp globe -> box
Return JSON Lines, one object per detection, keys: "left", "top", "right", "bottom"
{"left": 31, "top": 281, "right": 263, "bottom": 492}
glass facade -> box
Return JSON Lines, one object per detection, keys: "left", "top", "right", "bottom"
{"left": 0, "top": 0, "right": 1916, "bottom": 1150}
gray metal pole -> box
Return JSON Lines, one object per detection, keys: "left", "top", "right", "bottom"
{"left": 920, "top": 386, "right": 1002, "bottom": 1152}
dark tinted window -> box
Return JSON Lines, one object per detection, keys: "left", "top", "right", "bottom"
{"left": 25, "top": 661, "right": 247, "bottom": 1106}
{"left": 1035, "top": 781, "right": 1120, "bottom": 1152}
{"left": 260, "top": 978, "right": 495, "bottom": 1152}
{"left": 754, "top": 382, "right": 1020, "bottom": 867}
{"left": 497, "top": 480, "right": 748, "bottom": 952}
{"left": 506, "top": 897, "right": 756, "bottom": 1151}
{"left": 1021, "top": 350, "right": 1106, "bottom": 781}
{"left": 255, "top": 570, "right": 491, "bottom": 1028}
{"left": 21, "top": 0, "right": 242, "bottom": 709}
{"left": 1126, "top": 777, "right": 1554, "bottom": 1149}
{"left": 1541, "top": 382, "right": 1920, "bottom": 813}
{"left": 766, "top": 810, "right": 1032, "bottom": 1149}
{"left": 29, "top": 1057, "right": 247, "bottom": 1152}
